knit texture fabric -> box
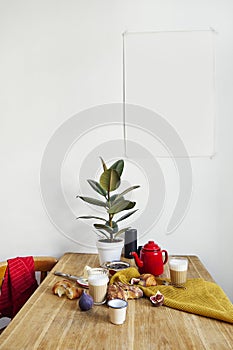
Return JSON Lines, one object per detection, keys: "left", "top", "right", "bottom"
{"left": 110, "top": 267, "right": 233, "bottom": 324}
{"left": 0, "top": 256, "right": 38, "bottom": 318}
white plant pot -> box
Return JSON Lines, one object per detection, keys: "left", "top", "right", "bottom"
{"left": 96, "top": 239, "right": 124, "bottom": 265}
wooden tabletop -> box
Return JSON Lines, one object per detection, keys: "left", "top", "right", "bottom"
{"left": 0, "top": 253, "right": 232, "bottom": 350}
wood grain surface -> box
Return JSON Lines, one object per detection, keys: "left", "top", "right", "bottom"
{"left": 0, "top": 253, "right": 232, "bottom": 350}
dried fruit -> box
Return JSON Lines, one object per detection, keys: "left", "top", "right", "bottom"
{"left": 79, "top": 291, "right": 93, "bottom": 311}
{"left": 150, "top": 291, "right": 164, "bottom": 307}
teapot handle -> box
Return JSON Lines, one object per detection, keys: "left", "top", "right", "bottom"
{"left": 162, "top": 250, "right": 168, "bottom": 265}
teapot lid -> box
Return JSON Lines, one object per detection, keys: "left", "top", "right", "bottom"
{"left": 143, "top": 241, "right": 160, "bottom": 251}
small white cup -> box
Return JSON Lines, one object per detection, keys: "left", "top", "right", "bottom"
{"left": 107, "top": 299, "right": 128, "bottom": 325}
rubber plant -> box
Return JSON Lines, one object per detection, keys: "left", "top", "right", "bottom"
{"left": 76, "top": 157, "right": 140, "bottom": 242}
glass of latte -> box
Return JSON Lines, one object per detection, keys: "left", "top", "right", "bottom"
{"left": 168, "top": 257, "right": 188, "bottom": 286}
{"left": 87, "top": 268, "right": 109, "bottom": 305}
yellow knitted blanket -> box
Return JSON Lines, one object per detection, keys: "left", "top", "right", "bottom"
{"left": 110, "top": 267, "right": 233, "bottom": 324}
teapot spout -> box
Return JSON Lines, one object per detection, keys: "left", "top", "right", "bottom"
{"left": 130, "top": 251, "right": 144, "bottom": 268}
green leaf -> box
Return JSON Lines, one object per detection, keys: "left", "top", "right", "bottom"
{"left": 105, "top": 220, "right": 119, "bottom": 233}
{"left": 100, "top": 157, "right": 107, "bottom": 171}
{"left": 99, "top": 169, "right": 120, "bottom": 192}
{"left": 76, "top": 215, "right": 106, "bottom": 221}
{"left": 87, "top": 179, "right": 107, "bottom": 197}
{"left": 77, "top": 196, "right": 107, "bottom": 208}
{"left": 94, "top": 223, "right": 114, "bottom": 233}
{"left": 114, "top": 227, "right": 131, "bottom": 238}
{"left": 116, "top": 209, "right": 138, "bottom": 223}
{"left": 95, "top": 229, "right": 109, "bottom": 239}
{"left": 109, "top": 194, "right": 118, "bottom": 203}
{"left": 110, "top": 159, "right": 124, "bottom": 177}
{"left": 109, "top": 194, "right": 125, "bottom": 209}
{"left": 113, "top": 185, "right": 140, "bottom": 203}
{"left": 108, "top": 200, "right": 136, "bottom": 214}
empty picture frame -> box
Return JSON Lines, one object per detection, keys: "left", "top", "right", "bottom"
{"left": 123, "top": 29, "right": 216, "bottom": 157}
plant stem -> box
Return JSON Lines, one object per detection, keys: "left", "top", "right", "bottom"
{"left": 106, "top": 189, "right": 113, "bottom": 241}
{"left": 107, "top": 190, "right": 112, "bottom": 227}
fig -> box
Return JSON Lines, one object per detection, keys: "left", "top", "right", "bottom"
{"left": 150, "top": 291, "right": 164, "bottom": 307}
{"left": 79, "top": 291, "right": 93, "bottom": 311}
{"left": 130, "top": 278, "right": 140, "bottom": 285}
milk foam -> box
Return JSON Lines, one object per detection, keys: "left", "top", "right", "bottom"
{"left": 88, "top": 275, "right": 109, "bottom": 286}
{"left": 169, "top": 258, "right": 188, "bottom": 271}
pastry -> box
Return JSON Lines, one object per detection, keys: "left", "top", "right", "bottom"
{"left": 139, "top": 273, "right": 157, "bottom": 287}
{"left": 131, "top": 273, "right": 157, "bottom": 287}
{"left": 107, "top": 282, "right": 143, "bottom": 301}
{"left": 52, "top": 279, "right": 82, "bottom": 299}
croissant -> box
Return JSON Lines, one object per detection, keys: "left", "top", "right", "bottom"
{"left": 138, "top": 273, "right": 157, "bottom": 287}
{"left": 131, "top": 274, "right": 157, "bottom": 287}
{"left": 52, "top": 279, "right": 82, "bottom": 300}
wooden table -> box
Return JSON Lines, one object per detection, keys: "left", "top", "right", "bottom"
{"left": 0, "top": 253, "right": 232, "bottom": 350}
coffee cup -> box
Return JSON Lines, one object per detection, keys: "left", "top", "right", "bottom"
{"left": 169, "top": 257, "right": 188, "bottom": 286}
{"left": 107, "top": 299, "right": 128, "bottom": 325}
{"left": 87, "top": 268, "right": 109, "bottom": 305}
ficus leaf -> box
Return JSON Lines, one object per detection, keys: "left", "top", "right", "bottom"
{"left": 116, "top": 209, "right": 138, "bottom": 223}
{"left": 76, "top": 215, "right": 106, "bottom": 221}
{"left": 87, "top": 179, "right": 107, "bottom": 197}
{"left": 108, "top": 200, "right": 136, "bottom": 214}
{"left": 77, "top": 196, "right": 107, "bottom": 208}
{"left": 99, "top": 169, "right": 120, "bottom": 192}
{"left": 110, "top": 159, "right": 124, "bottom": 177}
{"left": 105, "top": 220, "right": 119, "bottom": 233}
{"left": 114, "top": 185, "right": 140, "bottom": 202}
{"left": 114, "top": 227, "right": 131, "bottom": 238}
{"left": 109, "top": 194, "right": 118, "bottom": 203}
{"left": 100, "top": 157, "right": 107, "bottom": 171}
{"left": 93, "top": 223, "right": 114, "bottom": 233}
{"left": 109, "top": 195, "right": 125, "bottom": 208}
{"left": 95, "top": 229, "right": 109, "bottom": 239}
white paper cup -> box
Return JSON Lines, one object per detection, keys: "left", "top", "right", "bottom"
{"left": 88, "top": 268, "right": 109, "bottom": 305}
{"left": 107, "top": 299, "right": 128, "bottom": 325}
{"left": 169, "top": 257, "right": 188, "bottom": 286}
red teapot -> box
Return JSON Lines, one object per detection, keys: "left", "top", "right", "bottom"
{"left": 131, "top": 241, "right": 168, "bottom": 276}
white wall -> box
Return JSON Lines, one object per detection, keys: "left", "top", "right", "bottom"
{"left": 1, "top": 0, "right": 233, "bottom": 301}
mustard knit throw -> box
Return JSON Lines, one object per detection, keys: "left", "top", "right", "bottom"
{"left": 110, "top": 267, "right": 233, "bottom": 324}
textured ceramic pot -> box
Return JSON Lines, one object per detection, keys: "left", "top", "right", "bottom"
{"left": 96, "top": 239, "right": 124, "bottom": 265}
